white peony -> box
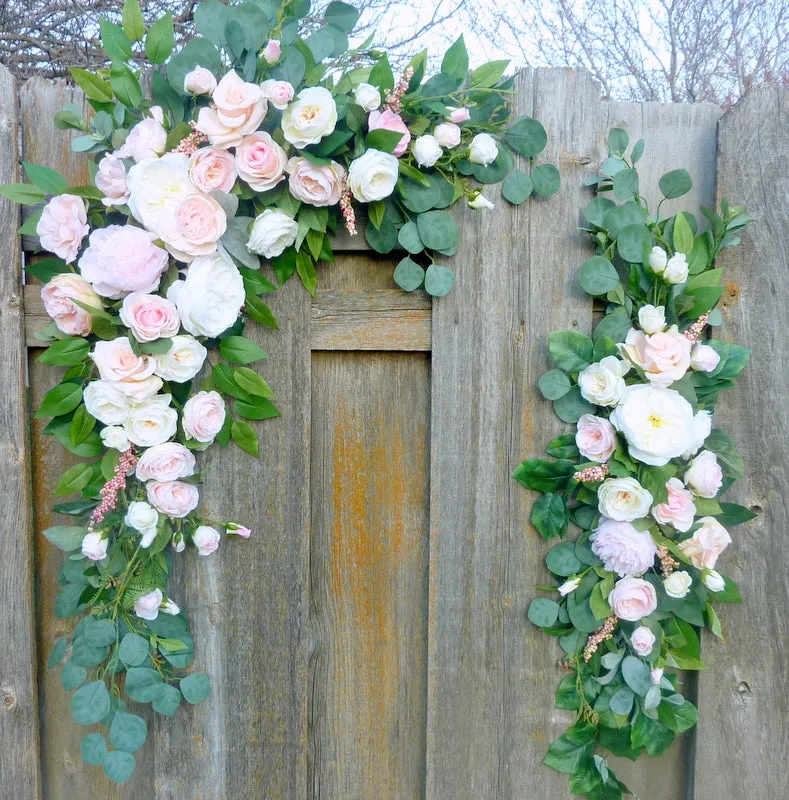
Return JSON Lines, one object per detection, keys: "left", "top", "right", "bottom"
{"left": 167, "top": 253, "right": 245, "bottom": 338}
{"left": 247, "top": 209, "right": 299, "bottom": 259}
{"left": 126, "top": 153, "right": 193, "bottom": 237}
{"left": 83, "top": 380, "right": 131, "bottom": 425}
{"left": 281, "top": 86, "right": 337, "bottom": 148}
{"left": 610, "top": 384, "right": 697, "bottom": 466}
{"left": 578, "top": 356, "right": 630, "bottom": 407}
{"left": 412, "top": 134, "right": 442, "bottom": 167}
{"left": 598, "top": 477, "right": 654, "bottom": 521}
{"left": 154, "top": 335, "right": 208, "bottom": 383}
{"left": 664, "top": 570, "right": 693, "bottom": 598}
{"left": 100, "top": 425, "right": 131, "bottom": 451}
{"left": 664, "top": 253, "right": 689, "bottom": 284}
{"left": 354, "top": 82, "right": 381, "bottom": 111}
{"left": 638, "top": 304, "right": 666, "bottom": 334}
{"left": 347, "top": 149, "right": 399, "bottom": 202}
{"left": 123, "top": 394, "right": 178, "bottom": 447}
{"left": 468, "top": 133, "right": 498, "bottom": 166}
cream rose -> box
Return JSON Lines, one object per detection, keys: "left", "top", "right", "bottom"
{"left": 578, "top": 356, "right": 630, "bottom": 407}
{"left": 83, "top": 381, "right": 131, "bottom": 425}
{"left": 120, "top": 293, "right": 180, "bottom": 342}
{"left": 95, "top": 153, "right": 130, "bottom": 207}
{"left": 184, "top": 66, "right": 217, "bottom": 95}
{"left": 652, "top": 477, "right": 697, "bottom": 532}
{"left": 81, "top": 532, "right": 108, "bottom": 561}
{"left": 354, "top": 82, "right": 381, "bottom": 111}
{"left": 154, "top": 335, "right": 207, "bottom": 382}
{"left": 468, "top": 133, "right": 498, "bottom": 166}
{"left": 41, "top": 273, "right": 100, "bottom": 336}
{"left": 413, "top": 134, "right": 442, "bottom": 167}
{"left": 36, "top": 194, "right": 89, "bottom": 264}
{"left": 664, "top": 570, "right": 693, "bottom": 598}
{"left": 247, "top": 209, "right": 299, "bottom": 259}
{"left": 286, "top": 157, "right": 345, "bottom": 206}
{"left": 347, "top": 149, "right": 399, "bottom": 202}
{"left": 281, "top": 86, "right": 337, "bottom": 148}
{"left": 678, "top": 516, "right": 731, "bottom": 570}
{"left": 619, "top": 326, "right": 692, "bottom": 386}
{"left": 134, "top": 588, "right": 163, "bottom": 620}
{"left": 100, "top": 425, "right": 131, "bottom": 452}
{"left": 146, "top": 480, "right": 200, "bottom": 518}
{"left": 575, "top": 414, "right": 617, "bottom": 463}
{"left": 127, "top": 153, "right": 193, "bottom": 237}
{"left": 135, "top": 442, "right": 196, "bottom": 483}
{"left": 638, "top": 304, "right": 666, "bottom": 334}
{"left": 598, "top": 477, "right": 653, "bottom": 521}
{"left": 260, "top": 79, "right": 295, "bottom": 111}
{"left": 664, "top": 253, "right": 689, "bottom": 284}
{"left": 608, "top": 577, "right": 658, "bottom": 621}
{"left": 630, "top": 625, "right": 656, "bottom": 656}
{"left": 235, "top": 132, "right": 288, "bottom": 192}
{"left": 648, "top": 246, "right": 668, "bottom": 274}
{"left": 188, "top": 148, "right": 237, "bottom": 194}
{"left": 434, "top": 122, "right": 461, "bottom": 148}
{"left": 193, "top": 525, "right": 221, "bottom": 556}
{"left": 690, "top": 343, "right": 721, "bottom": 373}
{"left": 183, "top": 391, "right": 226, "bottom": 443}
{"left": 124, "top": 394, "right": 178, "bottom": 447}
{"left": 684, "top": 450, "right": 723, "bottom": 498}
{"left": 196, "top": 70, "right": 267, "bottom": 149}
{"left": 124, "top": 500, "right": 159, "bottom": 532}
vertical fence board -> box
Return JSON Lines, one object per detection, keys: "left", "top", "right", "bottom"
{"left": 0, "top": 64, "right": 41, "bottom": 800}
{"left": 694, "top": 86, "right": 789, "bottom": 800}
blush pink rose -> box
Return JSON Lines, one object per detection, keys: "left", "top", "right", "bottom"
{"left": 95, "top": 153, "right": 130, "bottom": 207}
{"left": 619, "top": 326, "right": 692, "bottom": 386}
{"left": 678, "top": 516, "right": 731, "bottom": 569}
{"left": 146, "top": 480, "right": 200, "bottom": 518}
{"left": 136, "top": 442, "right": 196, "bottom": 482}
{"left": 41, "top": 273, "right": 101, "bottom": 335}
{"left": 184, "top": 66, "right": 217, "bottom": 95}
{"left": 286, "top": 157, "right": 345, "bottom": 206}
{"left": 91, "top": 336, "right": 157, "bottom": 384}
{"left": 182, "top": 391, "right": 226, "bottom": 443}
{"left": 120, "top": 292, "right": 180, "bottom": 342}
{"left": 260, "top": 79, "right": 295, "bottom": 110}
{"left": 36, "top": 194, "right": 89, "bottom": 263}
{"left": 235, "top": 132, "right": 288, "bottom": 192}
{"left": 684, "top": 450, "right": 723, "bottom": 498}
{"left": 195, "top": 70, "right": 267, "bottom": 149}
{"left": 188, "top": 148, "right": 237, "bottom": 194}
{"left": 262, "top": 39, "right": 281, "bottom": 65}
{"left": 192, "top": 525, "right": 221, "bottom": 556}
{"left": 630, "top": 625, "right": 656, "bottom": 656}
{"left": 118, "top": 113, "right": 167, "bottom": 161}
{"left": 608, "top": 577, "right": 657, "bottom": 621}
{"left": 575, "top": 414, "right": 617, "bottom": 463}
{"left": 651, "top": 477, "right": 697, "bottom": 532}
{"left": 434, "top": 122, "right": 461, "bottom": 148}
{"left": 690, "top": 343, "right": 721, "bottom": 373}
{"left": 367, "top": 110, "right": 411, "bottom": 156}
{"left": 448, "top": 107, "right": 471, "bottom": 123}
{"left": 78, "top": 225, "right": 169, "bottom": 298}
{"left": 158, "top": 193, "right": 227, "bottom": 261}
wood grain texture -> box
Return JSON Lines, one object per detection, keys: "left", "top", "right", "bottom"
{"left": 0, "top": 65, "right": 42, "bottom": 800}
{"left": 308, "top": 351, "right": 430, "bottom": 799}
{"left": 693, "top": 86, "right": 789, "bottom": 800}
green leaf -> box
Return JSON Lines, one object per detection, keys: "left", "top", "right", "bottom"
{"left": 234, "top": 367, "right": 273, "bottom": 398}
{"left": 110, "top": 711, "right": 147, "bottom": 753}
{"left": 61, "top": 659, "right": 87, "bottom": 690}
{"left": 69, "top": 68, "right": 114, "bottom": 102}
{"left": 119, "top": 633, "right": 149, "bottom": 667}
{"left": 368, "top": 200, "right": 385, "bottom": 230}
{"left": 610, "top": 686, "right": 635, "bottom": 716}
{"left": 441, "top": 35, "right": 469, "bottom": 82}
{"left": 70, "top": 405, "right": 95, "bottom": 447}
{"left": 715, "top": 502, "right": 757, "bottom": 526}
{"left": 82, "top": 617, "right": 116, "bottom": 647}
{"left": 424, "top": 264, "right": 455, "bottom": 297}
{"left": 244, "top": 293, "right": 279, "bottom": 329}
{"left": 125, "top": 667, "right": 163, "bottom": 702}
{"left": 594, "top": 308, "right": 631, "bottom": 344}
{"left": 546, "top": 541, "right": 583, "bottom": 575}
{"left": 617, "top": 224, "right": 652, "bottom": 263}
{"left": 416, "top": 210, "right": 459, "bottom": 252}
{"left": 543, "top": 723, "right": 595, "bottom": 774}
{"left": 368, "top": 54, "right": 394, "bottom": 91}
{"left": 608, "top": 128, "right": 628, "bottom": 156}
{"left": 527, "top": 598, "right": 560, "bottom": 627}
{"left": 219, "top": 336, "right": 268, "bottom": 365}
{"left": 100, "top": 19, "right": 132, "bottom": 62}
{"left": 38, "top": 336, "right": 90, "bottom": 367}
{"left": 296, "top": 250, "right": 317, "bottom": 297}
{"left": 110, "top": 63, "right": 142, "bottom": 108}
{"left": 103, "top": 750, "right": 136, "bottom": 784}
{"left": 469, "top": 59, "right": 509, "bottom": 88}
{"left": 55, "top": 463, "right": 94, "bottom": 496}
{"left": 145, "top": 13, "right": 174, "bottom": 63}
{"left": 180, "top": 672, "right": 211, "bottom": 704}
{"left": 365, "top": 128, "right": 405, "bottom": 154}
{"left": 152, "top": 683, "right": 182, "bottom": 716}
{"left": 673, "top": 211, "right": 694, "bottom": 254}
{"left": 397, "top": 222, "right": 424, "bottom": 255}
{"left": 613, "top": 168, "right": 639, "bottom": 200}
{"left": 71, "top": 680, "right": 110, "bottom": 725}
{"left": 513, "top": 458, "right": 575, "bottom": 493}
{"left": 23, "top": 162, "right": 68, "bottom": 195}
{"left": 48, "top": 637, "right": 68, "bottom": 669}
{"left": 657, "top": 699, "right": 698, "bottom": 733}
{"left": 621, "top": 655, "right": 651, "bottom": 696}
{"left": 579, "top": 256, "right": 620, "bottom": 296}
{"left": 659, "top": 169, "right": 692, "bottom": 199}
{"left": 705, "top": 429, "right": 744, "bottom": 481}
{"left": 504, "top": 116, "right": 547, "bottom": 157}
{"left": 547, "top": 330, "right": 593, "bottom": 372}
{"left": 26, "top": 256, "right": 69, "bottom": 281}
{"left": 81, "top": 733, "right": 108, "bottom": 766}
{"left": 44, "top": 525, "right": 85, "bottom": 552}
{"left": 538, "top": 369, "right": 571, "bottom": 400}
{"left": 531, "top": 493, "right": 569, "bottom": 540}
{"left": 122, "top": 0, "right": 145, "bottom": 41}
{"left": 555, "top": 675, "right": 581, "bottom": 710}
{"left": 0, "top": 183, "right": 46, "bottom": 205}
{"left": 393, "top": 257, "right": 425, "bottom": 292}
{"left": 502, "top": 169, "right": 533, "bottom": 204}
{"left": 231, "top": 420, "right": 259, "bottom": 456}
{"left": 325, "top": 1, "right": 360, "bottom": 31}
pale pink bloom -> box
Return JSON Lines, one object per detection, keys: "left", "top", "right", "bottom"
{"left": 448, "top": 106, "right": 470, "bottom": 123}
{"left": 134, "top": 588, "right": 163, "bottom": 620}
{"left": 591, "top": 518, "right": 657, "bottom": 577}
{"left": 235, "top": 132, "right": 288, "bottom": 192}
{"left": 651, "top": 667, "right": 664, "bottom": 684}
{"left": 619, "top": 326, "right": 692, "bottom": 386}
{"left": 652, "top": 477, "right": 697, "bottom": 532}
{"left": 120, "top": 292, "right": 180, "bottom": 342}
{"left": 184, "top": 66, "right": 217, "bottom": 95}
{"left": 678, "top": 516, "right": 731, "bottom": 570}
{"left": 195, "top": 71, "right": 267, "bottom": 149}
{"left": 575, "top": 414, "right": 617, "bottom": 463}
{"left": 434, "top": 122, "right": 461, "bottom": 148}
{"left": 118, "top": 114, "right": 167, "bottom": 161}
{"left": 146, "top": 480, "right": 200, "bottom": 518}
{"left": 158, "top": 192, "right": 227, "bottom": 261}
{"left": 136, "top": 442, "right": 196, "bottom": 483}
{"left": 182, "top": 391, "right": 226, "bottom": 443}
{"left": 608, "top": 577, "right": 657, "bottom": 621}
{"left": 95, "top": 153, "right": 130, "bottom": 207}
{"left": 188, "top": 148, "right": 237, "bottom": 194}
{"left": 684, "top": 450, "right": 723, "bottom": 498}
{"left": 226, "top": 522, "right": 252, "bottom": 538}
{"left": 260, "top": 79, "right": 294, "bottom": 110}
{"left": 262, "top": 39, "right": 281, "bottom": 65}
{"left": 91, "top": 337, "right": 157, "bottom": 384}
{"left": 36, "top": 194, "right": 89, "bottom": 263}
{"left": 368, "top": 109, "right": 411, "bottom": 156}
{"left": 630, "top": 625, "right": 656, "bottom": 656}
{"left": 40, "top": 273, "right": 100, "bottom": 335}
{"left": 81, "top": 531, "right": 108, "bottom": 561}
{"left": 690, "top": 343, "right": 721, "bottom": 373}
{"left": 286, "top": 156, "right": 345, "bottom": 206}
{"left": 193, "top": 525, "right": 221, "bottom": 555}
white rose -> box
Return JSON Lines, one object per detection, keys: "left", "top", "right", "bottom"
{"left": 160, "top": 598, "right": 180, "bottom": 615}
{"left": 184, "top": 66, "right": 217, "bottom": 95}
{"left": 468, "top": 194, "right": 494, "bottom": 210}
{"left": 124, "top": 394, "right": 178, "bottom": 447}
{"left": 434, "top": 122, "right": 461, "bottom": 148}
{"left": 83, "top": 380, "right": 130, "bottom": 425}
{"left": 134, "top": 588, "right": 163, "bottom": 621}
{"left": 193, "top": 525, "right": 221, "bottom": 556}
{"left": 100, "top": 425, "right": 131, "bottom": 451}
{"left": 354, "top": 82, "right": 381, "bottom": 111}
{"left": 167, "top": 253, "right": 245, "bottom": 338}
{"left": 81, "top": 532, "right": 108, "bottom": 561}
{"left": 412, "top": 134, "right": 442, "bottom": 167}
{"left": 154, "top": 335, "right": 208, "bottom": 383}
{"left": 247, "top": 209, "right": 299, "bottom": 259}
{"left": 681, "top": 410, "right": 712, "bottom": 459}
{"left": 347, "top": 149, "right": 399, "bottom": 202}
{"left": 124, "top": 500, "right": 159, "bottom": 532}
{"left": 648, "top": 246, "right": 668, "bottom": 274}
{"left": 578, "top": 356, "right": 630, "bottom": 406}
{"left": 690, "top": 343, "right": 721, "bottom": 373}
{"left": 610, "top": 384, "right": 697, "bottom": 466}
{"left": 664, "top": 570, "right": 693, "bottom": 598}
{"left": 281, "top": 86, "right": 337, "bottom": 148}
{"left": 127, "top": 154, "right": 193, "bottom": 237}
{"left": 702, "top": 569, "right": 726, "bottom": 592}
{"left": 664, "top": 253, "right": 689, "bottom": 284}
{"left": 638, "top": 304, "right": 666, "bottom": 334}
{"left": 468, "top": 133, "right": 498, "bottom": 166}
{"left": 558, "top": 576, "right": 581, "bottom": 596}
{"left": 598, "top": 477, "right": 654, "bottom": 521}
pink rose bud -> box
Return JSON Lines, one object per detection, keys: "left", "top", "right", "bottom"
{"left": 367, "top": 109, "right": 411, "bottom": 157}
{"left": 263, "top": 39, "right": 281, "bottom": 65}
{"left": 95, "top": 153, "right": 130, "bottom": 207}
{"left": 193, "top": 525, "right": 221, "bottom": 556}
{"left": 134, "top": 588, "right": 163, "bottom": 621}
{"left": 651, "top": 667, "right": 664, "bottom": 684}
{"left": 226, "top": 522, "right": 252, "bottom": 538}
{"left": 690, "top": 343, "right": 721, "bottom": 373}
{"left": 448, "top": 106, "right": 471, "bottom": 123}
{"left": 630, "top": 625, "right": 656, "bottom": 656}
{"left": 184, "top": 66, "right": 217, "bottom": 95}
{"left": 81, "top": 532, "right": 108, "bottom": 561}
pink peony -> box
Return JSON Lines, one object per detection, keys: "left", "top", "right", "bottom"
{"left": 78, "top": 225, "right": 169, "bottom": 298}
{"left": 684, "top": 450, "right": 723, "bottom": 498}
{"left": 146, "top": 480, "right": 200, "bottom": 518}
{"left": 367, "top": 109, "right": 411, "bottom": 156}
{"left": 260, "top": 79, "right": 295, "bottom": 110}
{"left": 40, "top": 273, "right": 100, "bottom": 335}
{"left": 188, "top": 148, "right": 237, "bottom": 194}
{"left": 678, "top": 516, "right": 731, "bottom": 570}
{"left": 575, "top": 414, "right": 617, "bottom": 463}
{"left": 591, "top": 517, "right": 657, "bottom": 577}
{"left": 608, "top": 577, "right": 657, "bottom": 621}
{"left": 235, "top": 132, "right": 288, "bottom": 192}
{"left": 652, "top": 477, "right": 697, "bottom": 532}
{"left": 630, "top": 625, "right": 656, "bottom": 656}
{"left": 262, "top": 39, "right": 281, "bottom": 65}
{"left": 184, "top": 66, "right": 217, "bottom": 95}
{"left": 619, "top": 326, "right": 692, "bottom": 387}
{"left": 158, "top": 192, "right": 227, "bottom": 262}
{"left": 448, "top": 107, "right": 471, "bottom": 123}
{"left": 36, "top": 194, "right": 89, "bottom": 263}
{"left": 195, "top": 70, "right": 267, "bottom": 149}
{"left": 286, "top": 157, "right": 345, "bottom": 206}
{"left": 120, "top": 292, "right": 180, "bottom": 342}
{"left": 95, "top": 153, "right": 130, "bottom": 207}
{"left": 136, "top": 442, "right": 196, "bottom": 483}
{"left": 182, "top": 391, "right": 226, "bottom": 443}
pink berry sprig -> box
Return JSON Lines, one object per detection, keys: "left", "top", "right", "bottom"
{"left": 340, "top": 176, "right": 357, "bottom": 236}
{"left": 583, "top": 616, "right": 618, "bottom": 662}
{"left": 573, "top": 463, "right": 610, "bottom": 483}
{"left": 384, "top": 66, "right": 414, "bottom": 114}
{"left": 88, "top": 448, "right": 138, "bottom": 532}
{"left": 683, "top": 311, "right": 710, "bottom": 342}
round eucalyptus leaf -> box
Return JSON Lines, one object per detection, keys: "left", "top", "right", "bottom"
{"left": 416, "top": 210, "right": 458, "bottom": 252}
{"left": 365, "top": 217, "right": 398, "bottom": 253}
{"left": 505, "top": 115, "right": 547, "bottom": 157}
{"left": 70, "top": 680, "right": 110, "bottom": 725}
{"left": 617, "top": 224, "right": 653, "bottom": 263}
{"left": 603, "top": 201, "right": 645, "bottom": 238}
{"left": 103, "top": 750, "right": 136, "bottom": 784}
{"left": 80, "top": 733, "right": 108, "bottom": 766}
{"left": 124, "top": 667, "right": 163, "bottom": 703}
{"left": 423, "top": 264, "right": 455, "bottom": 297}
{"left": 393, "top": 257, "right": 425, "bottom": 292}
{"left": 621, "top": 655, "right": 652, "bottom": 696}
{"left": 397, "top": 221, "right": 424, "bottom": 254}
{"left": 71, "top": 638, "right": 109, "bottom": 667}
{"left": 545, "top": 541, "right": 584, "bottom": 577}
{"left": 61, "top": 659, "right": 87, "bottom": 691}
{"left": 575, "top": 535, "right": 604, "bottom": 567}
{"left": 553, "top": 385, "right": 595, "bottom": 423}
{"left": 160, "top": 633, "right": 195, "bottom": 669}
{"left": 152, "top": 683, "right": 182, "bottom": 717}
{"left": 610, "top": 686, "right": 635, "bottom": 716}
{"left": 579, "top": 256, "right": 620, "bottom": 296}
{"left": 82, "top": 617, "right": 117, "bottom": 647}
{"left": 502, "top": 169, "right": 533, "bottom": 205}
{"left": 567, "top": 593, "right": 600, "bottom": 633}
{"left": 110, "top": 711, "right": 148, "bottom": 753}
{"left": 531, "top": 163, "right": 561, "bottom": 197}
{"left": 119, "top": 633, "right": 149, "bottom": 667}
{"left": 585, "top": 196, "right": 615, "bottom": 228}
{"left": 429, "top": 173, "right": 456, "bottom": 208}
{"left": 528, "top": 598, "right": 560, "bottom": 628}
{"left": 180, "top": 671, "right": 211, "bottom": 704}
{"left": 471, "top": 147, "right": 513, "bottom": 184}
{"left": 538, "top": 369, "right": 571, "bottom": 400}
{"left": 399, "top": 176, "right": 439, "bottom": 213}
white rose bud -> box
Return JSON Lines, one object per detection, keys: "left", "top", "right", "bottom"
{"left": 412, "top": 134, "right": 442, "bottom": 167}
{"left": 638, "top": 304, "right": 666, "bottom": 334}
{"left": 184, "top": 66, "right": 217, "bottom": 96}
{"left": 100, "top": 425, "right": 131, "bottom": 452}
{"left": 124, "top": 501, "right": 159, "bottom": 532}
{"left": 347, "top": 149, "right": 399, "bottom": 202}
{"left": 247, "top": 209, "right": 299, "bottom": 259}
{"left": 651, "top": 667, "right": 664, "bottom": 684}
{"left": 134, "top": 588, "right": 163, "bottom": 621}
{"left": 648, "top": 246, "right": 668, "bottom": 274}
{"left": 434, "top": 122, "right": 461, "bottom": 148}
{"left": 468, "top": 194, "right": 494, "bottom": 210}
{"left": 690, "top": 343, "right": 721, "bottom": 373}
{"left": 468, "top": 132, "right": 498, "bottom": 166}
{"left": 702, "top": 569, "right": 726, "bottom": 592}
{"left": 81, "top": 531, "right": 108, "bottom": 561}
{"left": 139, "top": 527, "right": 158, "bottom": 548}
{"left": 193, "top": 525, "right": 221, "bottom": 556}
{"left": 558, "top": 576, "right": 581, "bottom": 596}
{"left": 663, "top": 569, "right": 693, "bottom": 598}
{"left": 664, "top": 253, "right": 689, "bottom": 284}
{"left": 354, "top": 82, "right": 381, "bottom": 111}
{"left": 160, "top": 598, "right": 180, "bottom": 615}
{"left": 172, "top": 532, "right": 186, "bottom": 553}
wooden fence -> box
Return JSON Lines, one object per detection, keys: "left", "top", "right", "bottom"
{"left": 0, "top": 65, "right": 786, "bottom": 799}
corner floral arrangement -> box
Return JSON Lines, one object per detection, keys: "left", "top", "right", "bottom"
{"left": 1, "top": 0, "right": 560, "bottom": 786}
{"left": 514, "top": 128, "right": 754, "bottom": 799}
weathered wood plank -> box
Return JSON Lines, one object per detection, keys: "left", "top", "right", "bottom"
{"left": 0, "top": 65, "right": 42, "bottom": 800}
{"left": 308, "top": 351, "right": 430, "bottom": 799}
{"left": 426, "top": 68, "right": 603, "bottom": 799}
{"left": 693, "top": 85, "right": 789, "bottom": 800}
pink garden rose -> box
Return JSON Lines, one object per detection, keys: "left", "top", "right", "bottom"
{"left": 195, "top": 71, "right": 267, "bottom": 149}
{"left": 260, "top": 79, "right": 295, "bottom": 110}
{"left": 235, "top": 132, "right": 288, "bottom": 192}
{"left": 95, "top": 153, "right": 130, "bottom": 207}
{"left": 158, "top": 192, "right": 227, "bottom": 261}
{"left": 286, "top": 157, "right": 345, "bottom": 206}
{"left": 184, "top": 66, "right": 217, "bottom": 95}
{"left": 619, "top": 326, "right": 692, "bottom": 386}
{"left": 690, "top": 343, "right": 721, "bottom": 373}
{"left": 136, "top": 442, "right": 196, "bottom": 482}
{"left": 651, "top": 477, "right": 697, "bottom": 532}
{"left": 188, "top": 148, "right": 237, "bottom": 194}
{"left": 591, "top": 517, "right": 657, "bottom": 577}
{"left": 81, "top": 531, "right": 108, "bottom": 561}
{"left": 36, "top": 194, "right": 89, "bottom": 263}
{"left": 678, "top": 516, "right": 731, "bottom": 569}
{"left": 120, "top": 292, "right": 180, "bottom": 342}
{"left": 118, "top": 112, "right": 167, "bottom": 161}
{"left": 608, "top": 577, "right": 657, "bottom": 621}
{"left": 262, "top": 39, "right": 281, "bottom": 65}
{"left": 192, "top": 525, "right": 221, "bottom": 556}
{"left": 182, "top": 391, "right": 226, "bottom": 443}
{"left": 684, "top": 450, "right": 723, "bottom": 498}
{"left": 41, "top": 273, "right": 100, "bottom": 336}
{"left": 630, "top": 625, "right": 656, "bottom": 656}
{"left": 575, "top": 414, "right": 617, "bottom": 463}
{"left": 78, "top": 225, "right": 169, "bottom": 298}
{"left": 448, "top": 106, "right": 470, "bottom": 123}
{"left": 146, "top": 480, "right": 200, "bottom": 518}
{"left": 367, "top": 109, "right": 411, "bottom": 156}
